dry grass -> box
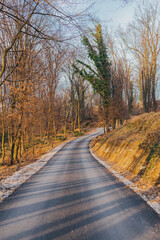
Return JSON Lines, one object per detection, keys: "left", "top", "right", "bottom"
{"left": 0, "top": 140, "right": 64, "bottom": 181}
{"left": 0, "top": 127, "right": 96, "bottom": 181}
{"left": 91, "top": 112, "right": 160, "bottom": 202}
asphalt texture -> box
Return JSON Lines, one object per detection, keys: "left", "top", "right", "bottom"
{"left": 0, "top": 131, "right": 160, "bottom": 240}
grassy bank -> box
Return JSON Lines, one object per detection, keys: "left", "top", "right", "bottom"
{"left": 91, "top": 112, "right": 160, "bottom": 199}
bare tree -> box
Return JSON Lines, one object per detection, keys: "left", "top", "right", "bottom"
{"left": 120, "top": 1, "right": 160, "bottom": 112}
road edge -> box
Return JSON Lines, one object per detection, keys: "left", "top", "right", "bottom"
{"left": 89, "top": 146, "right": 160, "bottom": 216}
{"left": 0, "top": 129, "right": 100, "bottom": 203}
{"left": 0, "top": 139, "right": 73, "bottom": 203}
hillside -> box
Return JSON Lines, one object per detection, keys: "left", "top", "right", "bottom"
{"left": 91, "top": 112, "right": 160, "bottom": 202}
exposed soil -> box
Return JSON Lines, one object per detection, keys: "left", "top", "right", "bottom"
{"left": 91, "top": 112, "right": 160, "bottom": 204}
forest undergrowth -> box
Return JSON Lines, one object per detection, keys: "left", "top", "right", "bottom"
{"left": 0, "top": 126, "right": 96, "bottom": 181}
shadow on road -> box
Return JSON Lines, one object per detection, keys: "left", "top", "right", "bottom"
{"left": 0, "top": 134, "right": 159, "bottom": 240}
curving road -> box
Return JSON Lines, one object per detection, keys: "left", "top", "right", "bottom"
{"left": 0, "top": 131, "right": 160, "bottom": 240}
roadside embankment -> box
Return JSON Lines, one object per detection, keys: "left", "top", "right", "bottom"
{"left": 91, "top": 112, "right": 160, "bottom": 206}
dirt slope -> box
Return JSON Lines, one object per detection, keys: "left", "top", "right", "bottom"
{"left": 91, "top": 112, "right": 160, "bottom": 200}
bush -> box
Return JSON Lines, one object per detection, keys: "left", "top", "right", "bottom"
{"left": 74, "top": 132, "right": 84, "bottom": 137}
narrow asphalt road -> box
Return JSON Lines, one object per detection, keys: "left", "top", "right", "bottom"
{"left": 0, "top": 131, "right": 160, "bottom": 240}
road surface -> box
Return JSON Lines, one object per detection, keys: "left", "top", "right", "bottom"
{"left": 0, "top": 131, "right": 160, "bottom": 240}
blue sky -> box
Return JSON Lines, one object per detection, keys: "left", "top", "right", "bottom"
{"left": 92, "top": 0, "right": 153, "bottom": 28}
{"left": 92, "top": 0, "right": 137, "bottom": 27}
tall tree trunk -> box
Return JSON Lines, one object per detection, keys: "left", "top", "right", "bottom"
{"left": 1, "top": 92, "right": 5, "bottom": 165}
{"left": 32, "top": 127, "right": 35, "bottom": 155}
{"left": 74, "top": 106, "right": 78, "bottom": 132}
{"left": 13, "top": 139, "right": 19, "bottom": 164}
{"left": 21, "top": 132, "right": 25, "bottom": 154}
{"left": 102, "top": 104, "right": 106, "bottom": 134}
{"left": 53, "top": 110, "right": 57, "bottom": 141}
{"left": 142, "top": 70, "right": 147, "bottom": 112}
{"left": 77, "top": 98, "right": 81, "bottom": 133}
{"left": 152, "top": 76, "right": 157, "bottom": 111}
{"left": 10, "top": 142, "right": 15, "bottom": 165}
